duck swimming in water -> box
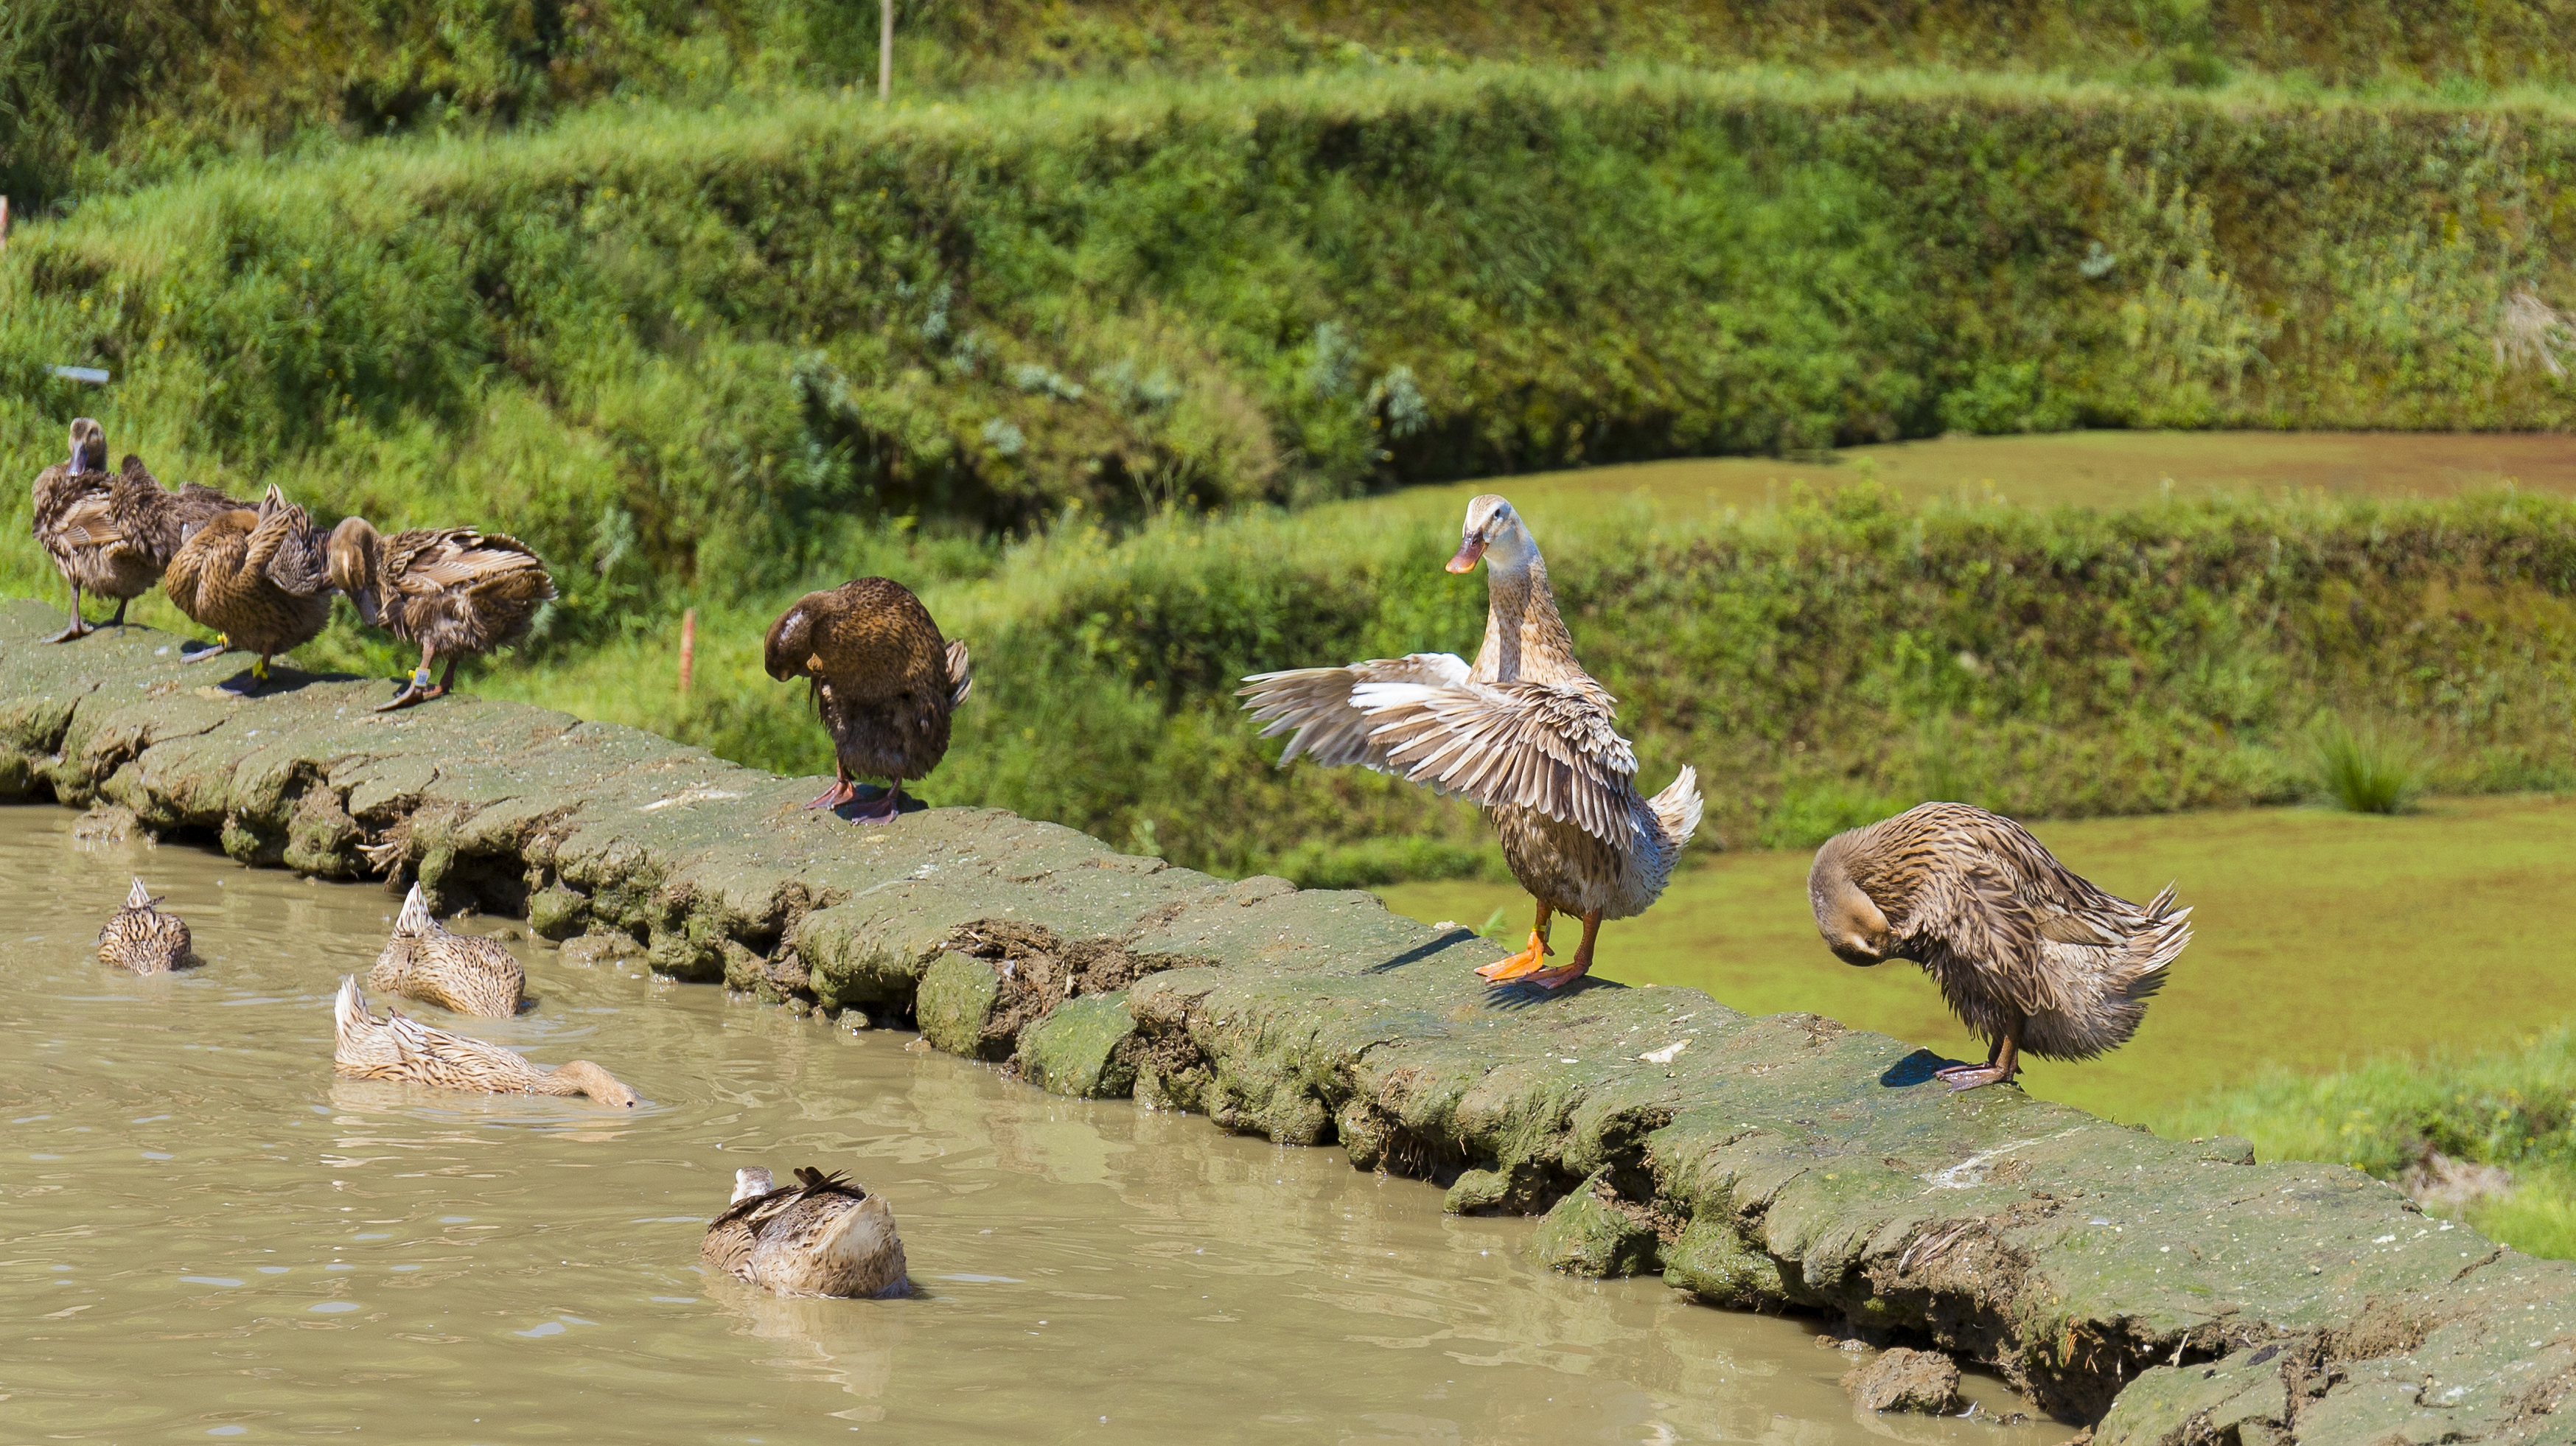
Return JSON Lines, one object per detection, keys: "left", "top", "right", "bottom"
{"left": 1239, "top": 495, "right": 1702, "bottom": 989}
{"left": 97, "top": 878, "right": 193, "bottom": 974}
{"left": 366, "top": 884, "right": 526, "bottom": 1018}
{"left": 764, "top": 579, "right": 972, "bottom": 822}
{"left": 162, "top": 485, "right": 335, "bottom": 693}
{"left": 332, "top": 977, "right": 637, "bottom": 1106}
{"left": 327, "top": 517, "right": 556, "bottom": 710}
{"left": 1807, "top": 802, "right": 2192, "bottom": 1092}
{"left": 705, "top": 1165, "right": 910, "bottom": 1299}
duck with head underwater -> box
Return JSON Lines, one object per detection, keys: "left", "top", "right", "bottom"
{"left": 1240, "top": 495, "right": 1702, "bottom": 990}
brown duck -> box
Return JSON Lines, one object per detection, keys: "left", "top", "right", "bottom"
{"left": 705, "top": 1165, "right": 910, "bottom": 1299}
{"left": 764, "top": 579, "right": 973, "bottom": 822}
{"left": 332, "top": 977, "right": 637, "bottom": 1106}
{"left": 366, "top": 884, "right": 526, "bottom": 1017}
{"left": 97, "top": 878, "right": 195, "bottom": 974}
{"left": 29, "top": 420, "right": 245, "bottom": 641}
{"left": 163, "top": 484, "right": 335, "bottom": 692}
{"left": 1807, "top": 802, "right": 2192, "bottom": 1092}
{"left": 328, "top": 518, "right": 557, "bottom": 710}
{"left": 1240, "top": 495, "right": 1702, "bottom": 989}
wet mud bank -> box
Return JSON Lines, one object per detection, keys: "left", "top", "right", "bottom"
{"left": 4, "top": 600, "right": 2569, "bottom": 1445}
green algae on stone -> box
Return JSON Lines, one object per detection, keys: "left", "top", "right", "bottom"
{"left": 917, "top": 950, "right": 1005, "bottom": 1059}
{"left": 1530, "top": 1169, "right": 1662, "bottom": 1277}
{"left": 1016, "top": 993, "right": 1141, "bottom": 1098}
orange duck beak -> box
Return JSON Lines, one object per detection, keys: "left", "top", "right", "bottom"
{"left": 1445, "top": 537, "right": 1485, "bottom": 573}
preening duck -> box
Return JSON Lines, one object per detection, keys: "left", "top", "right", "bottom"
{"left": 365, "top": 884, "right": 526, "bottom": 1018}
{"left": 1807, "top": 801, "right": 2191, "bottom": 1092}
{"left": 764, "top": 579, "right": 972, "bottom": 823}
{"left": 328, "top": 517, "right": 557, "bottom": 710}
{"left": 1240, "top": 495, "right": 1702, "bottom": 989}
{"left": 29, "top": 421, "right": 245, "bottom": 642}
{"left": 705, "top": 1165, "right": 910, "bottom": 1299}
{"left": 97, "top": 878, "right": 194, "bottom": 974}
{"left": 162, "top": 485, "right": 334, "bottom": 693}
{"left": 332, "top": 977, "right": 636, "bottom": 1105}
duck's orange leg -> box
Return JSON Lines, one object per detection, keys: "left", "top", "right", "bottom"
{"left": 1476, "top": 903, "right": 1554, "bottom": 982}
{"left": 1525, "top": 910, "right": 1604, "bottom": 991}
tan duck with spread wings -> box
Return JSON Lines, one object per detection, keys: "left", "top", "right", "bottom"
{"left": 764, "top": 579, "right": 972, "bottom": 823}
{"left": 366, "top": 884, "right": 526, "bottom": 1017}
{"left": 1807, "top": 802, "right": 2192, "bottom": 1092}
{"left": 30, "top": 419, "right": 247, "bottom": 641}
{"left": 98, "top": 878, "right": 195, "bottom": 974}
{"left": 328, "top": 518, "right": 557, "bottom": 710}
{"left": 163, "top": 485, "right": 335, "bottom": 693}
{"left": 705, "top": 1165, "right": 910, "bottom": 1299}
{"left": 1240, "top": 495, "right": 1702, "bottom": 989}
{"left": 332, "top": 977, "right": 637, "bottom": 1106}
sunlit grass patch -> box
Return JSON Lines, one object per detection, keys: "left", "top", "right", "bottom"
{"left": 2311, "top": 713, "right": 2426, "bottom": 814}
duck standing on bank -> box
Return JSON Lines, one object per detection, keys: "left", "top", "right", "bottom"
{"left": 1807, "top": 802, "right": 2192, "bottom": 1092}
{"left": 30, "top": 419, "right": 247, "bottom": 642}
{"left": 332, "top": 977, "right": 637, "bottom": 1106}
{"left": 327, "top": 517, "right": 557, "bottom": 710}
{"left": 366, "top": 884, "right": 526, "bottom": 1017}
{"left": 705, "top": 1165, "right": 910, "bottom": 1299}
{"left": 1239, "top": 495, "right": 1702, "bottom": 990}
{"left": 163, "top": 485, "right": 335, "bottom": 694}
{"left": 97, "top": 878, "right": 194, "bottom": 973}
{"left": 764, "top": 579, "right": 972, "bottom": 823}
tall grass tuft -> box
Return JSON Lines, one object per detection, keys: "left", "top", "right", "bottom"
{"left": 2311, "top": 714, "right": 2424, "bottom": 814}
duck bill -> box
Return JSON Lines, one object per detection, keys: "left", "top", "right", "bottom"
{"left": 1445, "top": 537, "right": 1486, "bottom": 573}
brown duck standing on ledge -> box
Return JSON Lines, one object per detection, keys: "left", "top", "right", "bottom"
{"left": 705, "top": 1165, "right": 910, "bottom": 1299}
{"left": 328, "top": 518, "right": 557, "bottom": 710}
{"left": 1239, "top": 495, "right": 1702, "bottom": 990}
{"left": 332, "top": 977, "right": 638, "bottom": 1106}
{"left": 29, "top": 420, "right": 246, "bottom": 642}
{"left": 1807, "top": 802, "right": 2193, "bottom": 1092}
{"left": 162, "top": 485, "right": 335, "bottom": 694}
{"left": 366, "top": 884, "right": 526, "bottom": 1017}
{"left": 764, "top": 578, "right": 972, "bottom": 823}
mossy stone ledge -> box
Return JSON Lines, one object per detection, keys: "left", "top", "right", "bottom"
{"left": 4, "top": 601, "right": 2571, "bottom": 1442}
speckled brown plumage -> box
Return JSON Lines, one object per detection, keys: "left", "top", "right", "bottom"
{"left": 163, "top": 484, "right": 335, "bottom": 689}
{"left": 703, "top": 1164, "right": 910, "bottom": 1299}
{"left": 332, "top": 977, "right": 636, "bottom": 1106}
{"left": 329, "top": 518, "right": 556, "bottom": 709}
{"left": 1238, "top": 495, "right": 1701, "bottom": 989}
{"left": 1807, "top": 801, "right": 2191, "bottom": 1091}
{"left": 764, "top": 578, "right": 972, "bottom": 822}
{"left": 365, "top": 884, "right": 526, "bottom": 1017}
{"left": 97, "top": 877, "right": 194, "bottom": 974}
{"left": 29, "top": 421, "right": 248, "bottom": 640}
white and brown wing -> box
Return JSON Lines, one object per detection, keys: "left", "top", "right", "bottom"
{"left": 1241, "top": 655, "right": 1642, "bottom": 846}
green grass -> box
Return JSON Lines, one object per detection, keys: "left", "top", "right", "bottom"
{"left": 2311, "top": 713, "right": 2428, "bottom": 814}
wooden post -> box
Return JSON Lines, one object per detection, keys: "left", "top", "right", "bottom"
{"left": 879, "top": 0, "right": 893, "bottom": 101}
{"left": 678, "top": 607, "right": 697, "bottom": 702}
{"left": 2, "top": 196, "right": 10, "bottom": 256}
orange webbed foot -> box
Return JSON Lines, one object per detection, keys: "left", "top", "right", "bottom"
{"left": 1476, "top": 929, "right": 1554, "bottom": 983}
{"left": 1522, "top": 960, "right": 1592, "bottom": 991}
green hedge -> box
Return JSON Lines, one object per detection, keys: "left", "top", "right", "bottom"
{"left": 7, "top": 68, "right": 2576, "bottom": 646}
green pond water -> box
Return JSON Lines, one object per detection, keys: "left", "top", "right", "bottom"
{"left": 0, "top": 806, "right": 2058, "bottom": 1445}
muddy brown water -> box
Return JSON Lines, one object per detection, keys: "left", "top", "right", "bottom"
{"left": 0, "top": 807, "right": 2057, "bottom": 1445}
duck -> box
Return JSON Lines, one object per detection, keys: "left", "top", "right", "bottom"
{"left": 327, "top": 517, "right": 558, "bottom": 710}
{"left": 705, "top": 1165, "right": 910, "bottom": 1299}
{"left": 764, "top": 579, "right": 973, "bottom": 822}
{"left": 331, "top": 977, "right": 637, "bottom": 1106}
{"left": 97, "top": 877, "right": 194, "bottom": 973}
{"left": 1807, "top": 801, "right": 2192, "bottom": 1092}
{"left": 366, "top": 883, "right": 526, "bottom": 1017}
{"left": 1239, "top": 495, "right": 1702, "bottom": 990}
{"left": 28, "top": 422, "right": 245, "bottom": 643}
{"left": 163, "top": 484, "right": 335, "bottom": 693}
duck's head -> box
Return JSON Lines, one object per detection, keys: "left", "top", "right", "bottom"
{"left": 67, "top": 418, "right": 105, "bottom": 474}
{"left": 327, "top": 517, "right": 383, "bottom": 619}
{"left": 553, "top": 1060, "right": 640, "bottom": 1108}
{"left": 763, "top": 599, "right": 817, "bottom": 682}
{"left": 1447, "top": 494, "right": 1537, "bottom": 575}
{"left": 1807, "top": 839, "right": 1893, "bottom": 967}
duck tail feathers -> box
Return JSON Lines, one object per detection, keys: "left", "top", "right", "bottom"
{"left": 2120, "top": 905, "right": 2193, "bottom": 1002}
{"left": 332, "top": 976, "right": 369, "bottom": 1051}
{"left": 1650, "top": 765, "right": 1703, "bottom": 848}
{"left": 946, "top": 639, "right": 972, "bottom": 707}
{"left": 394, "top": 884, "right": 435, "bottom": 937}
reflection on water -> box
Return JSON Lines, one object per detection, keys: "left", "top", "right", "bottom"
{"left": 0, "top": 806, "right": 2054, "bottom": 1444}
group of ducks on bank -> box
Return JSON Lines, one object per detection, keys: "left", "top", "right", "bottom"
{"left": 32, "top": 419, "right": 555, "bottom": 706}
{"left": 96, "top": 879, "right": 909, "bottom": 1298}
